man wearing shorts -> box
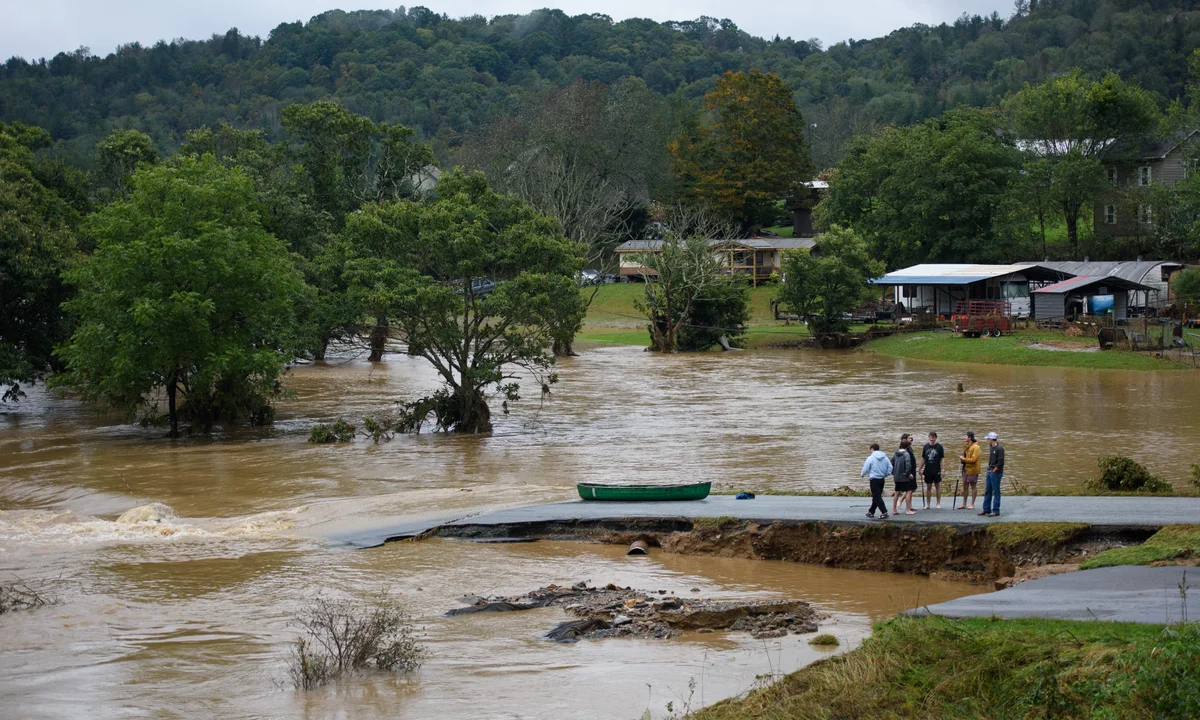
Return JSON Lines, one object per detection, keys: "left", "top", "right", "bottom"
{"left": 920, "top": 432, "right": 945, "bottom": 509}
{"left": 958, "top": 431, "right": 981, "bottom": 510}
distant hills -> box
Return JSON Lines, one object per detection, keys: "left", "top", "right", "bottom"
{"left": 2, "top": 1, "right": 1198, "bottom": 167}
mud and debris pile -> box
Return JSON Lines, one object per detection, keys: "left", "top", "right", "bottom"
{"left": 447, "top": 582, "right": 823, "bottom": 642}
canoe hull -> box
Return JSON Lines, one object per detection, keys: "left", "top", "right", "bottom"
{"left": 576, "top": 482, "right": 711, "bottom": 502}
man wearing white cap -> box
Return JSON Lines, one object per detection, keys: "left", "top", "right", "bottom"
{"left": 980, "top": 432, "right": 1005, "bottom": 517}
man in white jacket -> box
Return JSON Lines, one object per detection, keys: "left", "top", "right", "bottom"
{"left": 860, "top": 443, "right": 893, "bottom": 519}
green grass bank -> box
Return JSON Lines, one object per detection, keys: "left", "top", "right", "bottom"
{"left": 1081, "top": 525, "right": 1200, "bottom": 569}
{"left": 693, "top": 616, "right": 1200, "bottom": 720}
{"left": 864, "top": 329, "right": 1185, "bottom": 371}
{"left": 578, "top": 283, "right": 842, "bottom": 349}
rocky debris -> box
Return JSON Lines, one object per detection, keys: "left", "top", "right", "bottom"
{"left": 448, "top": 582, "right": 822, "bottom": 642}
{"left": 729, "top": 614, "right": 819, "bottom": 639}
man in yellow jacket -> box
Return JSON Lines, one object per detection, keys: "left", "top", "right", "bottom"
{"left": 958, "top": 431, "right": 981, "bottom": 510}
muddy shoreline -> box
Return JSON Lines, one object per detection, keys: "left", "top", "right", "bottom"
{"left": 433, "top": 518, "right": 1159, "bottom": 584}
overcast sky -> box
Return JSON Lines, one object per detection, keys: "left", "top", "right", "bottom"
{"left": 4, "top": 1, "right": 1010, "bottom": 61}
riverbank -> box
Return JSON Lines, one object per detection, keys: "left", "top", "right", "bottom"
{"left": 692, "top": 615, "right": 1199, "bottom": 719}
{"left": 864, "top": 328, "right": 1186, "bottom": 370}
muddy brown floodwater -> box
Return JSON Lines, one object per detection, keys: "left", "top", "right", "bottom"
{"left": 1, "top": 345, "right": 1197, "bottom": 718}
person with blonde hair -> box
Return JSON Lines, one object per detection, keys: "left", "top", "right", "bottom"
{"left": 957, "top": 431, "right": 981, "bottom": 510}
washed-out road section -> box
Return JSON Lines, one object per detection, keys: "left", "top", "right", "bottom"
{"left": 322, "top": 495, "right": 1200, "bottom": 549}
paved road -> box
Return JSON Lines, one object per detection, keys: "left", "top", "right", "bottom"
{"left": 330, "top": 495, "right": 1200, "bottom": 548}
{"left": 907, "top": 565, "right": 1200, "bottom": 624}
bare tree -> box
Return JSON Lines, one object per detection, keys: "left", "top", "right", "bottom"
{"left": 458, "top": 79, "right": 675, "bottom": 269}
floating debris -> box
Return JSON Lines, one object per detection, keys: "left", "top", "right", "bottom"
{"left": 448, "top": 583, "right": 823, "bottom": 642}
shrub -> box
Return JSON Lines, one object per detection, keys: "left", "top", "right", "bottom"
{"left": 0, "top": 578, "right": 58, "bottom": 614}
{"left": 1086, "top": 455, "right": 1172, "bottom": 493}
{"left": 808, "top": 633, "right": 839, "bottom": 646}
{"left": 286, "top": 595, "right": 424, "bottom": 690}
{"left": 308, "top": 418, "right": 355, "bottom": 443}
{"left": 1191, "top": 463, "right": 1200, "bottom": 490}
{"left": 676, "top": 276, "right": 750, "bottom": 351}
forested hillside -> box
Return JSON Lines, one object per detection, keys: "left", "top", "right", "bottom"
{"left": 3, "top": 0, "right": 1199, "bottom": 167}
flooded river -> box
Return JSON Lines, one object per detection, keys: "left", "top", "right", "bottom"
{"left": 2, "top": 346, "right": 1197, "bottom": 718}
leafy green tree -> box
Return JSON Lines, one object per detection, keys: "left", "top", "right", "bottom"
{"left": 777, "top": 226, "right": 884, "bottom": 340}
{"left": 177, "top": 123, "right": 356, "bottom": 360}
{"left": 0, "top": 122, "right": 79, "bottom": 401}
{"left": 1006, "top": 70, "right": 1159, "bottom": 257}
{"left": 57, "top": 156, "right": 305, "bottom": 436}
{"left": 340, "top": 170, "right": 585, "bottom": 433}
{"left": 94, "top": 129, "right": 158, "bottom": 198}
{"left": 818, "top": 109, "right": 1026, "bottom": 267}
{"left": 670, "top": 70, "right": 814, "bottom": 229}
{"left": 633, "top": 236, "right": 733, "bottom": 353}
{"left": 282, "top": 101, "right": 377, "bottom": 220}
{"left": 281, "top": 104, "right": 436, "bottom": 359}
{"left": 676, "top": 276, "right": 751, "bottom": 351}
{"left": 1172, "top": 267, "right": 1200, "bottom": 314}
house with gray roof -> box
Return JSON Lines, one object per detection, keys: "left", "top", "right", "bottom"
{"left": 1096, "top": 129, "right": 1198, "bottom": 239}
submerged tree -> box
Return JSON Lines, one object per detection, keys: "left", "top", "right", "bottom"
{"left": 777, "top": 226, "right": 884, "bottom": 341}
{"left": 635, "top": 236, "right": 727, "bottom": 353}
{"left": 0, "top": 122, "right": 79, "bottom": 401}
{"left": 342, "top": 170, "right": 585, "bottom": 434}
{"left": 57, "top": 156, "right": 306, "bottom": 436}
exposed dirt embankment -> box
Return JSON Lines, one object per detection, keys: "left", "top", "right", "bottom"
{"left": 657, "top": 519, "right": 1153, "bottom": 584}
{"left": 438, "top": 518, "right": 1157, "bottom": 585}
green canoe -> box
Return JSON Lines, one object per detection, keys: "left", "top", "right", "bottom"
{"left": 576, "top": 481, "right": 711, "bottom": 502}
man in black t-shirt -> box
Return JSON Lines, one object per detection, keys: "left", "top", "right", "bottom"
{"left": 919, "top": 431, "right": 946, "bottom": 509}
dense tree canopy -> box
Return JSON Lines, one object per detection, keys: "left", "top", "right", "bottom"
{"left": 57, "top": 156, "right": 306, "bottom": 435}
{"left": 1006, "top": 69, "right": 1160, "bottom": 256}
{"left": 2, "top": 2, "right": 1198, "bottom": 169}
{"left": 817, "top": 108, "right": 1027, "bottom": 268}
{"left": 0, "top": 122, "right": 80, "bottom": 400}
{"left": 339, "top": 170, "right": 585, "bottom": 433}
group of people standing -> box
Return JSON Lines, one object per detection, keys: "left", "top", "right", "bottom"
{"left": 860, "top": 431, "right": 1005, "bottom": 520}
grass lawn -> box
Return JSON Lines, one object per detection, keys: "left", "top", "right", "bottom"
{"left": 693, "top": 615, "right": 1200, "bottom": 720}
{"left": 865, "top": 329, "right": 1185, "bottom": 371}
{"left": 578, "top": 283, "right": 815, "bottom": 349}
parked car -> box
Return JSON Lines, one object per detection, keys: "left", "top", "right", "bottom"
{"left": 454, "top": 278, "right": 496, "bottom": 297}
{"left": 579, "top": 269, "right": 616, "bottom": 286}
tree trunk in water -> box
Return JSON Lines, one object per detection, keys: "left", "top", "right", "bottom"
{"left": 553, "top": 337, "right": 576, "bottom": 357}
{"left": 167, "top": 377, "right": 179, "bottom": 438}
{"left": 368, "top": 319, "right": 388, "bottom": 362}
{"left": 451, "top": 388, "right": 492, "bottom": 433}
{"left": 314, "top": 332, "right": 329, "bottom": 362}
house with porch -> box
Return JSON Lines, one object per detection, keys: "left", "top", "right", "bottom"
{"left": 870, "top": 264, "right": 1068, "bottom": 318}
{"left": 614, "top": 237, "right": 816, "bottom": 286}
